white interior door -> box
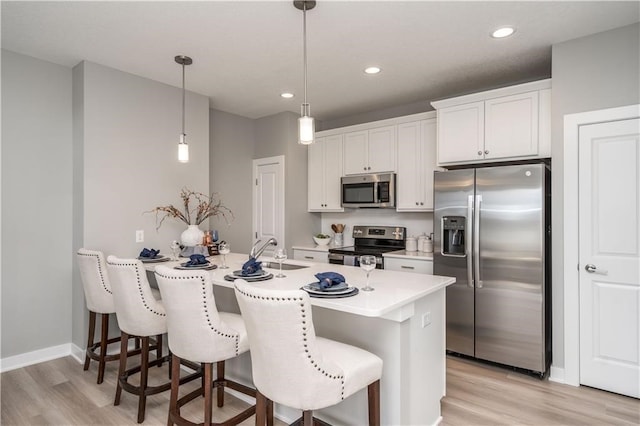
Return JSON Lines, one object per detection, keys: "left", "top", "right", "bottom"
{"left": 578, "top": 118, "right": 640, "bottom": 398}
{"left": 253, "top": 156, "right": 285, "bottom": 258}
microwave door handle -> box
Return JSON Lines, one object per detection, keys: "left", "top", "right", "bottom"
{"left": 467, "top": 195, "right": 474, "bottom": 288}
{"left": 374, "top": 181, "right": 379, "bottom": 203}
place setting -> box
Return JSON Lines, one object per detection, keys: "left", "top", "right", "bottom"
{"left": 174, "top": 254, "right": 217, "bottom": 271}
{"left": 137, "top": 248, "right": 170, "bottom": 263}
{"left": 224, "top": 255, "right": 273, "bottom": 282}
{"left": 302, "top": 271, "right": 359, "bottom": 298}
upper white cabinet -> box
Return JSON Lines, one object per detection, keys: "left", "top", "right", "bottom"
{"left": 307, "top": 135, "right": 344, "bottom": 212}
{"left": 344, "top": 125, "right": 396, "bottom": 175}
{"left": 432, "top": 79, "right": 551, "bottom": 166}
{"left": 396, "top": 116, "right": 438, "bottom": 211}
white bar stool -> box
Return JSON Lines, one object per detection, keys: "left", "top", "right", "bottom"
{"left": 106, "top": 256, "right": 200, "bottom": 423}
{"left": 155, "top": 265, "right": 257, "bottom": 426}
{"left": 233, "top": 279, "right": 382, "bottom": 426}
{"left": 77, "top": 248, "right": 138, "bottom": 384}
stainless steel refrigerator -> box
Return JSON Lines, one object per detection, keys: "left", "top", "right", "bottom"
{"left": 434, "top": 163, "right": 551, "bottom": 375}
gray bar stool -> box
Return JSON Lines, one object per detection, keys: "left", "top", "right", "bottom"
{"left": 234, "top": 279, "right": 382, "bottom": 426}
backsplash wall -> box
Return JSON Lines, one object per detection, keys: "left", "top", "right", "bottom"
{"left": 319, "top": 210, "right": 433, "bottom": 247}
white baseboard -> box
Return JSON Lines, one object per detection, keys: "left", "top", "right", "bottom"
{"left": 0, "top": 343, "right": 72, "bottom": 373}
{"left": 70, "top": 343, "right": 85, "bottom": 364}
{"left": 432, "top": 415, "right": 444, "bottom": 426}
{"left": 549, "top": 365, "right": 566, "bottom": 384}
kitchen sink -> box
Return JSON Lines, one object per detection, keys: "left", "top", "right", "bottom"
{"left": 262, "top": 262, "right": 309, "bottom": 270}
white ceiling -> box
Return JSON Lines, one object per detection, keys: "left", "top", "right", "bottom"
{"left": 2, "top": 1, "right": 639, "bottom": 122}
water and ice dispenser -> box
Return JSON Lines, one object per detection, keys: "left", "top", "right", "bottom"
{"left": 442, "top": 216, "right": 466, "bottom": 256}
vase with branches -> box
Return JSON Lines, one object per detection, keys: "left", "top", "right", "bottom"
{"left": 148, "top": 188, "right": 233, "bottom": 246}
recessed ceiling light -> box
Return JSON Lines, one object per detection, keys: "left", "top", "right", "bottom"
{"left": 492, "top": 27, "right": 515, "bottom": 38}
{"left": 364, "top": 66, "right": 381, "bottom": 75}
{"left": 280, "top": 92, "right": 294, "bottom": 99}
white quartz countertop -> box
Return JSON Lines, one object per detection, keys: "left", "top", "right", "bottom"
{"left": 146, "top": 252, "right": 454, "bottom": 320}
{"left": 383, "top": 250, "right": 434, "bottom": 260}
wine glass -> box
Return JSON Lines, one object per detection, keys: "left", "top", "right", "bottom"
{"left": 359, "top": 255, "right": 377, "bottom": 291}
{"left": 170, "top": 240, "right": 181, "bottom": 261}
{"left": 218, "top": 241, "right": 230, "bottom": 269}
{"left": 273, "top": 248, "right": 287, "bottom": 278}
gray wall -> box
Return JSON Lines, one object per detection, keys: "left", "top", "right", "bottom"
{"left": 255, "top": 112, "right": 320, "bottom": 251}
{"left": 209, "top": 109, "right": 255, "bottom": 254}
{"left": 73, "top": 61, "right": 210, "bottom": 348}
{"left": 550, "top": 22, "right": 640, "bottom": 369}
{"left": 1, "top": 50, "right": 73, "bottom": 358}
{"left": 318, "top": 99, "right": 433, "bottom": 131}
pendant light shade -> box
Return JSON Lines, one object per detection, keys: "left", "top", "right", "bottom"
{"left": 294, "top": 0, "right": 316, "bottom": 145}
{"left": 175, "top": 55, "right": 192, "bottom": 163}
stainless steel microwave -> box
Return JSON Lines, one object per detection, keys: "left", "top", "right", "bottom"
{"left": 341, "top": 173, "right": 396, "bottom": 208}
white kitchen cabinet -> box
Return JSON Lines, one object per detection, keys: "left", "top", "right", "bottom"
{"left": 436, "top": 102, "right": 484, "bottom": 164}
{"left": 307, "top": 135, "right": 344, "bottom": 212}
{"left": 343, "top": 125, "right": 396, "bottom": 175}
{"left": 396, "top": 118, "right": 438, "bottom": 211}
{"left": 385, "top": 257, "right": 433, "bottom": 274}
{"left": 432, "top": 79, "right": 551, "bottom": 166}
{"left": 293, "top": 248, "right": 328, "bottom": 263}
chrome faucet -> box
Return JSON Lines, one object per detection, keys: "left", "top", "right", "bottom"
{"left": 249, "top": 237, "right": 278, "bottom": 259}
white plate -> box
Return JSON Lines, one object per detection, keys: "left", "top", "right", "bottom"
{"left": 302, "top": 283, "right": 355, "bottom": 295}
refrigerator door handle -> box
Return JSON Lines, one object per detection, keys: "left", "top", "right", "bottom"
{"left": 474, "top": 194, "right": 482, "bottom": 288}
{"left": 467, "top": 195, "right": 474, "bottom": 288}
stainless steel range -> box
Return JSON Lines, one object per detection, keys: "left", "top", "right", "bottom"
{"left": 328, "top": 225, "right": 406, "bottom": 269}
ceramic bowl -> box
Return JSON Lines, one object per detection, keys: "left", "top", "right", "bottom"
{"left": 313, "top": 236, "right": 332, "bottom": 246}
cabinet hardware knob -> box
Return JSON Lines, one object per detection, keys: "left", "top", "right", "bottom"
{"left": 477, "top": 150, "right": 483, "bottom": 156}
{"left": 420, "top": 202, "right": 424, "bottom": 205}
{"left": 416, "top": 202, "right": 419, "bottom": 206}
{"left": 484, "top": 150, "right": 489, "bottom": 155}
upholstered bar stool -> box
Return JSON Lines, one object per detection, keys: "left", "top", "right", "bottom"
{"left": 107, "top": 256, "right": 200, "bottom": 423}
{"left": 155, "top": 265, "right": 257, "bottom": 426}
{"left": 233, "top": 280, "right": 383, "bottom": 426}
{"left": 77, "top": 248, "right": 139, "bottom": 384}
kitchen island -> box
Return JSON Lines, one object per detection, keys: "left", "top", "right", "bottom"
{"left": 146, "top": 253, "right": 455, "bottom": 425}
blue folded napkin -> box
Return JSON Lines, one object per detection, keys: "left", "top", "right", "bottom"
{"left": 315, "top": 272, "right": 346, "bottom": 289}
{"left": 184, "top": 254, "right": 209, "bottom": 266}
{"left": 242, "top": 258, "right": 263, "bottom": 276}
{"left": 139, "top": 248, "right": 160, "bottom": 258}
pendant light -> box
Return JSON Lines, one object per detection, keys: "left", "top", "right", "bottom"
{"left": 175, "top": 55, "right": 192, "bottom": 163}
{"left": 294, "top": 0, "right": 316, "bottom": 145}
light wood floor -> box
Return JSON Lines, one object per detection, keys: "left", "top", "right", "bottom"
{"left": 1, "top": 354, "right": 638, "bottom": 425}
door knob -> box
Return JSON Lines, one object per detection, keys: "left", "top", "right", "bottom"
{"left": 585, "top": 264, "right": 608, "bottom": 275}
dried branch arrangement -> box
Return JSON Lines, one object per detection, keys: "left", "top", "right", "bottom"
{"left": 147, "top": 188, "right": 233, "bottom": 230}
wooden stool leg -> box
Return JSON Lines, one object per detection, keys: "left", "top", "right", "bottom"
{"left": 217, "top": 360, "right": 225, "bottom": 407}
{"left": 204, "top": 363, "right": 213, "bottom": 426}
{"left": 156, "top": 334, "right": 163, "bottom": 367}
{"left": 97, "top": 313, "right": 110, "bottom": 384}
{"left": 137, "top": 336, "right": 150, "bottom": 423}
{"left": 303, "top": 411, "right": 313, "bottom": 426}
{"left": 114, "top": 331, "right": 129, "bottom": 406}
{"left": 255, "top": 391, "right": 267, "bottom": 426}
{"left": 368, "top": 380, "right": 380, "bottom": 426}
{"left": 84, "top": 311, "right": 96, "bottom": 370}
{"left": 168, "top": 353, "right": 181, "bottom": 426}
{"left": 267, "top": 397, "right": 274, "bottom": 426}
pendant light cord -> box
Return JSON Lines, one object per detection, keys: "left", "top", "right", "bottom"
{"left": 302, "top": 2, "right": 308, "bottom": 114}
{"left": 181, "top": 63, "right": 186, "bottom": 135}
